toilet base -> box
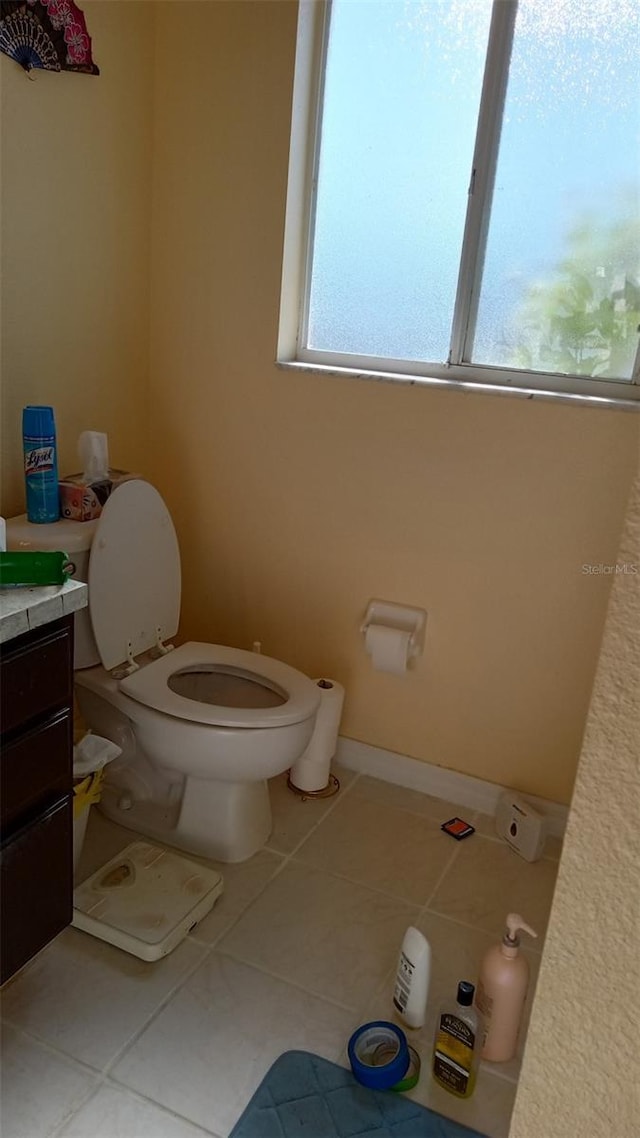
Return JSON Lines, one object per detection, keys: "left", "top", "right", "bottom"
{"left": 99, "top": 775, "right": 272, "bottom": 863}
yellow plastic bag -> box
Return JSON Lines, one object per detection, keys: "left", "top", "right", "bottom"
{"left": 73, "top": 768, "right": 105, "bottom": 820}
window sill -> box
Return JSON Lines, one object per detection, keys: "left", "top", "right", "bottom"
{"left": 276, "top": 358, "right": 640, "bottom": 412}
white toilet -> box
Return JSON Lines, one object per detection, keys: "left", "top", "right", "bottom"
{"left": 7, "top": 481, "right": 321, "bottom": 862}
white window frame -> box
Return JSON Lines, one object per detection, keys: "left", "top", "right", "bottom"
{"left": 277, "top": 0, "right": 640, "bottom": 410}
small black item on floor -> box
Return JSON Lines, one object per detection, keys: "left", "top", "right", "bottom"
{"left": 441, "top": 817, "right": 475, "bottom": 840}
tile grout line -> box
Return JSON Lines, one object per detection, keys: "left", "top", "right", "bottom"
{"left": 97, "top": 939, "right": 219, "bottom": 1079}
{"left": 211, "top": 942, "right": 359, "bottom": 1015}
{"left": 1, "top": 772, "right": 546, "bottom": 1138}
{"left": 333, "top": 780, "right": 490, "bottom": 834}
{"left": 193, "top": 781, "right": 552, "bottom": 960}
{"left": 286, "top": 827, "right": 553, "bottom": 907}
{"left": 107, "top": 1078, "right": 227, "bottom": 1137}
{"left": 185, "top": 855, "right": 289, "bottom": 949}
{"left": 267, "top": 781, "right": 560, "bottom": 870}
{"left": 186, "top": 772, "right": 472, "bottom": 1050}
{"left": 267, "top": 768, "right": 364, "bottom": 862}
{"left": 1, "top": 1012, "right": 226, "bottom": 1138}
{"left": 37, "top": 769, "right": 362, "bottom": 1078}
{"left": 2, "top": 937, "right": 218, "bottom": 1091}
{"left": 48, "top": 1081, "right": 107, "bottom": 1138}
{"left": 479, "top": 1061, "right": 520, "bottom": 1086}
{"left": 186, "top": 778, "right": 547, "bottom": 958}
{"left": 194, "top": 804, "right": 521, "bottom": 1048}
{"left": 84, "top": 774, "right": 366, "bottom": 1075}
{"left": 416, "top": 839, "right": 464, "bottom": 920}
{"left": 46, "top": 1068, "right": 226, "bottom": 1138}
{"left": 188, "top": 773, "right": 365, "bottom": 952}
{"left": 419, "top": 906, "right": 546, "bottom": 954}
{"left": 274, "top": 780, "right": 504, "bottom": 913}
{"left": 0, "top": 1016, "right": 103, "bottom": 1079}
{"left": 268, "top": 852, "right": 424, "bottom": 909}
{"left": 1, "top": 1020, "right": 107, "bottom": 1138}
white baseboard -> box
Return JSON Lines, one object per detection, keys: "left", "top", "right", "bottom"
{"left": 335, "top": 737, "right": 568, "bottom": 839}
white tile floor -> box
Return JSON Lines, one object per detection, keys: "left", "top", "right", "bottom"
{"left": 0, "top": 768, "right": 560, "bottom": 1138}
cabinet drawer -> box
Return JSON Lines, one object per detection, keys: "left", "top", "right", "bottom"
{"left": 1, "top": 710, "right": 72, "bottom": 832}
{"left": 0, "top": 616, "right": 73, "bottom": 735}
{"left": 1, "top": 795, "right": 72, "bottom": 984}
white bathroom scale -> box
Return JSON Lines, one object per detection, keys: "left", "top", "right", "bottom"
{"left": 72, "top": 841, "right": 223, "bottom": 961}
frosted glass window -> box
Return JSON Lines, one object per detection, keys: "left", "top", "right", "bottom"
{"left": 307, "top": 0, "right": 493, "bottom": 361}
{"left": 281, "top": 0, "right": 640, "bottom": 401}
{"left": 473, "top": 0, "right": 640, "bottom": 380}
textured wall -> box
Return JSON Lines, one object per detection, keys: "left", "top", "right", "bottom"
{"left": 509, "top": 450, "right": 640, "bottom": 1136}
{"left": 149, "top": 0, "right": 638, "bottom": 804}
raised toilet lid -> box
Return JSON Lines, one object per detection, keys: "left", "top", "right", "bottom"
{"left": 119, "top": 642, "right": 320, "bottom": 729}
{"left": 89, "top": 480, "right": 181, "bottom": 672}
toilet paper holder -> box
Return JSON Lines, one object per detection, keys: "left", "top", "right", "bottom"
{"left": 360, "top": 599, "right": 427, "bottom": 660}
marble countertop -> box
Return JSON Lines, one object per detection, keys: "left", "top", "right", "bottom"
{"left": 0, "top": 579, "right": 88, "bottom": 644}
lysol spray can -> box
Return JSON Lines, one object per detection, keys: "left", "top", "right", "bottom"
{"left": 22, "top": 406, "right": 60, "bottom": 523}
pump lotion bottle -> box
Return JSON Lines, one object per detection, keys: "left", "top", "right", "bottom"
{"left": 476, "top": 913, "right": 537, "bottom": 1061}
{"left": 393, "top": 926, "right": 431, "bottom": 1029}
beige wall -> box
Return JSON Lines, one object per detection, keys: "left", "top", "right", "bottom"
{"left": 149, "top": 0, "right": 639, "bottom": 805}
{"left": 509, "top": 454, "right": 639, "bottom": 1137}
{"left": 0, "top": 1, "right": 154, "bottom": 515}
{"left": 1, "top": 0, "right": 637, "bottom": 807}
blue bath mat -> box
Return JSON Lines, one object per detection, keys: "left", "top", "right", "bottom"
{"left": 229, "top": 1050, "right": 487, "bottom": 1138}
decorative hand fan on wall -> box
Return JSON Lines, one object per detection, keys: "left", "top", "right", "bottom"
{"left": 0, "top": 0, "right": 98, "bottom": 74}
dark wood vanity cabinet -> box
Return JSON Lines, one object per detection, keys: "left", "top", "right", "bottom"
{"left": 1, "top": 615, "right": 74, "bottom": 984}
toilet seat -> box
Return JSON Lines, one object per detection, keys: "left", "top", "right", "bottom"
{"left": 88, "top": 480, "right": 181, "bottom": 672}
{"left": 119, "top": 642, "right": 320, "bottom": 729}
{"left": 87, "top": 479, "right": 320, "bottom": 734}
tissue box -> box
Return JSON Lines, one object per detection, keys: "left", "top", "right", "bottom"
{"left": 59, "top": 469, "right": 139, "bottom": 521}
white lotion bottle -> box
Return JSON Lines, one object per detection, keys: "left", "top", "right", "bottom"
{"left": 476, "top": 913, "right": 538, "bottom": 1061}
{"left": 392, "top": 926, "right": 431, "bottom": 1029}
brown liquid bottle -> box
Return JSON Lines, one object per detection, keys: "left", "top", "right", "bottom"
{"left": 432, "top": 980, "right": 482, "bottom": 1098}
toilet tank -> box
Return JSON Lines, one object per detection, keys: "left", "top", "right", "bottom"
{"left": 5, "top": 514, "right": 100, "bottom": 669}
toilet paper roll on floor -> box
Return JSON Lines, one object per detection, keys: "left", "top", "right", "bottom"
{"left": 364, "top": 624, "right": 412, "bottom": 675}
{"left": 289, "top": 678, "right": 344, "bottom": 793}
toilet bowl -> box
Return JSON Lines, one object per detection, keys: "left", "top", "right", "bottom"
{"left": 8, "top": 480, "right": 321, "bottom": 862}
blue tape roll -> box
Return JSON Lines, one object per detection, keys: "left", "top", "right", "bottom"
{"left": 347, "top": 1021, "right": 410, "bottom": 1090}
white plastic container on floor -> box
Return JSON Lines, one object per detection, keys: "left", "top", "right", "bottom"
{"left": 392, "top": 926, "right": 431, "bottom": 1028}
